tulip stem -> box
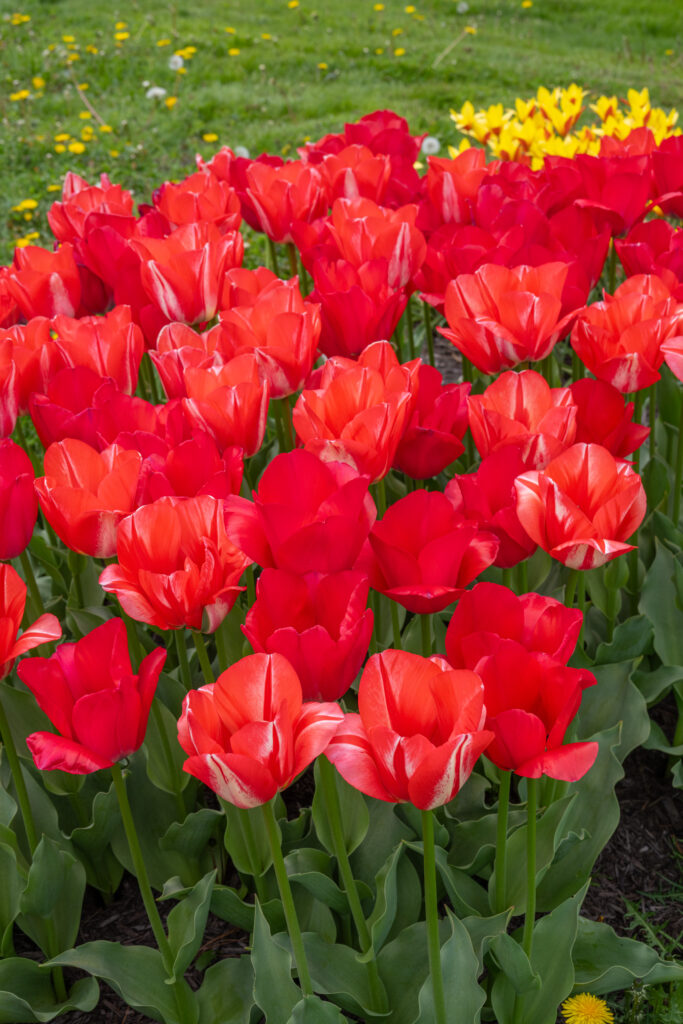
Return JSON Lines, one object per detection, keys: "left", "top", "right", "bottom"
{"left": 422, "top": 301, "right": 435, "bottom": 367}
{"left": 237, "top": 807, "right": 268, "bottom": 903}
{"left": 564, "top": 568, "right": 580, "bottom": 610}
{"left": 246, "top": 564, "right": 256, "bottom": 608}
{"left": 571, "top": 348, "right": 582, "bottom": 384}
{"left": 375, "top": 477, "right": 387, "bottom": 518}
{"left": 521, "top": 777, "right": 538, "bottom": 959}
{"left": 495, "top": 770, "right": 511, "bottom": 915}
{"left": 174, "top": 629, "right": 192, "bottom": 689}
{"left": 632, "top": 391, "right": 645, "bottom": 475}
{"left": 215, "top": 620, "right": 229, "bottom": 673}
{"left": 405, "top": 296, "right": 416, "bottom": 360}
{"left": 421, "top": 809, "right": 447, "bottom": 1024}
{"left": 649, "top": 382, "right": 657, "bottom": 463}
{"left": 192, "top": 631, "right": 215, "bottom": 687}
{"left": 19, "top": 549, "right": 45, "bottom": 619}
{"left": 0, "top": 693, "right": 38, "bottom": 855}
{"left": 390, "top": 600, "right": 402, "bottom": 650}
{"left": 672, "top": 395, "right": 683, "bottom": 526}
{"left": 276, "top": 398, "right": 295, "bottom": 452}
{"left": 151, "top": 699, "right": 186, "bottom": 819}
{"left": 318, "top": 758, "right": 388, "bottom": 1012}
{"left": 286, "top": 242, "right": 298, "bottom": 279}
{"left": 261, "top": 798, "right": 314, "bottom": 996}
{"left": 502, "top": 567, "right": 512, "bottom": 590}
{"left": 421, "top": 613, "right": 431, "bottom": 657}
{"left": 607, "top": 239, "right": 617, "bottom": 295}
{"left": 266, "top": 236, "right": 280, "bottom": 277}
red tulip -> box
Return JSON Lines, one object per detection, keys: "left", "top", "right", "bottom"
{"left": 35, "top": 440, "right": 143, "bottom": 558}
{"left": 51, "top": 305, "right": 145, "bottom": 395}
{"left": 616, "top": 219, "right": 683, "bottom": 283}
{"left": 0, "top": 347, "right": 19, "bottom": 438}
{"left": 223, "top": 449, "right": 376, "bottom": 573}
{"left": 0, "top": 268, "right": 19, "bottom": 330}
{"left": 135, "top": 433, "right": 243, "bottom": 506}
{"left": 293, "top": 340, "right": 419, "bottom": 482}
{"left": 445, "top": 581, "right": 583, "bottom": 670}
{"left": 177, "top": 652, "right": 344, "bottom": 808}
{"left": 393, "top": 366, "right": 470, "bottom": 479}
{"left": 8, "top": 244, "right": 83, "bottom": 319}
{"left": 18, "top": 618, "right": 165, "bottom": 774}
{"left": 569, "top": 378, "right": 649, "bottom": 458}
{"left": 243, "top": 570, "right": 373, "bottom": 701}
{"left": 325, "top": 198, "right": 426, "bottom": 289}
{"left": 662, "top": 337, "right": 683, "bottom": 382}
{"left": 0, "top": 564, "right": 61, "bottom": 679}
{"left": 368, "top": 489, "right": 499, "bottom": 613}
{"left": 320, "top": 144, "right": 392, "bottom": 204}
{"left": 99, "top": 495, "right": 251, "bottom": 631}
{"left": 423, "top": 149, "right": 488, "bottom": 226}
{"left": 153, "top": 169, "right": 242, "bottom": 232}
{"left": 0, "top": 439, "right": 38, "bottom": 559}
{"left": 182, "top": 355, "right": 270, "bottom": 457}
{"left": 48, "top": 172, "right": 135, "bottom": 245}
{"left": 0, "top": 317, "right": 66, "bottom": 412}
{"left": 325, "top": 650, "right": 493, "bottom": 809}
{"left": 467, "top": 370, "right": 577, "bottom": 469}
{"left": 440, "top": 262, "right": 576, "bottom": 373}
{"left": 245, "top": 161, "right": 329, "bottom": 243}
{"left": 473, "top": 641, "right": 598, "bottom": 781}
{"left": 514, "top": 443, "right": 647, "bottom": 570}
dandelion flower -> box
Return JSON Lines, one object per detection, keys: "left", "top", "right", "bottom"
{"left": 228, "top": 47, "right": 240, "bottom": 55}
{"left": 114, "top": 31, "right": 130, "bottom": 41}
{"left": 146, "top": 85, "right": 167, "bottom": 99}
{"left": 374, "top": 3, "right": 385, "bottom": 9}
{"left": 68, "top": 141, "right": 86, "bottom": 154}
{"left": 405, "top": 4, "right": 416, "bottom": 10}
{"left": 157, "top": 38, "right": 171, "bottom": 46}
{"left": 62, "top": 34, "right": 75, "bottom": 42}
{"left": 115, "top": 21, "right": 127, "bottom": 29}
{"left": 288, "top": 0, "right": 300, "bottom": 7}
{"left": 165, "top": 96, "right": 178, "bottom": 109}
{"left": 78, "top": 110, "right": 92, "bottom": 119}
{"left": 421, "top": 135, "right": 441, "bottom": 154}
{"left": 32, "top": 76, "right": 45, "bottom": 89}
{"left": 169, "top": 54, "right": 184, "bottom": 70}
{"left": 202, "top": 132, "right": 218, "bottom": 142}
{"left": 394, "top": 47, "right": 406, "bottom": 55}
{"left": 9, "top": 90, "right": 30, "bottom": 101}
{"left": 99, "top": 124, "right": 113, "bottom": 133}
{"left": 317, "top": 61, "right": 328, "bottom": 69}
{"left": 561, "top": 994, "right": 614, "bottom": 1024}
{"left": 464, "top": 24, "right": 477, "bottom": 33}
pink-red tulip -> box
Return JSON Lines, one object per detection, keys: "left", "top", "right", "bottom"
{"left": 569, "top": 378, "right": 649, "bottom": 458}
{"left": 0, "top": 564, "right": 61, "bottom": 678}
{"left": 177, "top": 652, "right": 343, "bottom": 808}
{"left": 392, "top": 366, "right": 470, "bottom": 479}
{"left": 18, "top": 618, "right": 165, "bottom": 774}
{"left": 0, "top": 440, "right": 38, "bottom": 560}
{"left": 325, "top": 650, "right": 493, "bottom": 810}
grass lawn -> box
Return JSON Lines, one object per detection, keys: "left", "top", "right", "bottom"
{"left": 2, "top": 0, "right": 681, "bottom": 259}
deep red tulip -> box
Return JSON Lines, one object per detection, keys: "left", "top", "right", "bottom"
{"left": 320, "top": 144, "right": 392, "bottom": 204}
{"left": 652, "top": 136, "right": 683, "bottom": 218}
{"left": 446, "top": 447, "right": 537, "bottom": 568}
{"left": 569, "top": 378, "right": 649, "bottom": 458}
{"left": 293, "top": 340, "right": 419, "bottom": 482}
{"left": 616, "top": 220, "right": 683, "bottom": 284}
{"left": 571, "top": 152, "right": 652, "bottom": 236}
{"left": 0, "top": 439, "right": 38, "bottom": 559}
{"left": 662, "top": 337, "right": 683, "bottom": 382}
{"left": 245, "top": 161, "right": 329, "bottom": 243}
{"left": 423, "top": 149, "right": 488, "bottom": 226}
{"left": 445, "top": 582, "right": 583, "bottom": 669}
{"left": 393, "top": 366, "right": 470, "bottom": 479}
{"left": 182, "top": 355, "right": 270, "bottom": 457}
{"left": 135, "top": 433, "right": 243, "bottom": 506}
{"left": 47, "top": 172, "right": 135, "bottom": 245}
{"left": 368, "top": 489, "right": 499, "bottom": 613}
{"left": 223, "top": 449, "right": 376, "bottom": 573}
{"left": 440, "top": 262, "right": 577, "bottom": 373}
{"left": 243, "top": 570, "right": 373, "bottom": 702}
{"left": 467, "top": 370, "right": 577, "bottom": 469}
{"left": 0, "top": 564, "right": 61, "bottom": 679}
{"left": 325, "top": 198, "right": 426, "bottom": 289}
{"left": 570, "top": 273, "right": 683, "bottom": 392}
{"left": 473, "top": 640, "right": 598, "bottom": 781}
{"left": 0, "top": 318, "right": 66, "bottom": 413}
{"left": 153, "top": 169, "right": 242, "bottom": 232}
{"left": 51, "top": 305, "right": 144, "bottom": 395}
{"left": 178, "top": 652, "right": 344, "bottom": 808}
{"left": 0, "top": 268, "right": 19, "bottom": 330}
{"left": 514, "top": 442, "right": 647, "bottom": 570}
{"left": 0, "top": 347, "right": 19, "bottom": 438}
{"left": 99, "top": 495, "right": 251, "bottom": 631}
{"left": 325, "top": 650, "right": 493, "bottom": 810}
{"left": 19, "top": 618, "right": 165, "bottom": 774}
{"left": 35, "top": 440, "right": 143, "bottom": 558}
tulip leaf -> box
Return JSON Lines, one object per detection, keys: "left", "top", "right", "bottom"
{"left": 164, "top": 879, "right": 286, "bottom": 935}
{"left": 273, "top": 932, "right": 387, "bottom": 1019}
{"left": 312, "top": 759, "right": 369, "bottom": 857}
{"left": 144, "top": 697, "right": 191, "bottom": 797}
{"left": 593, "top": 615, "right": 653, "bottom": 666}
{"left": 644, "top": 719, "right": 683, "bottom": 756}
{"left": 376, "top": 919, "right": 449, "bottom": 1024}
{"left": 491, "top": 885, "right": 587, "bottom": 1024}
{"left": 0, "top": 681, "right": 52, "bottom": 761}
{"left": 285, "top": 847, "right": 364, "bottom": 915}
{"left": 68, "top": 782, "right": 123, "bottom": 895}
{"left": 0, "top": 759, "right": 62, "bottom": 856}
{"left": 535, "top": 727, "right": 622, "bottom": 913}
{"left": 0, "top": 958, "right": 98, "bottom": 1023}
{"left": 0, "top": 843, "right": 23, "bottom": 956}
{"left": 447, "top": 808, "right": 526, "bottom": 873}
{"left": 364, "top": 841, "right": 406, "bottom": 959}
{"left": 27, "top": 534, "right": 68, "bottom": 597}
{"left": 160, "top": 808, "right": 223, "bottom": 878}
{"left": 350, "top": 798, "right": 414, "bottom": 887}
{"left": 651, "top": 509, "right": 683, "bottom": 554}
{"left": 639, "top": 540, "right": 683, "bottom": 668}
{"left": 415, "top": 909, "right": 485, "bottom": 1024}
{"left": 632, "top": 663, "right": 683, "bottom": 705}
{"left": 221, "top": 799, "right": 274, "bottom": 879}
{"left": 287, "top": 996, "right": 348, "bottom": 1023}
{"left": 166, "top": 869, "right": 216, "bottom": 982}
{"left": 405, "top": 839, "right": 491, "bottom": 917}
{"left": 572, "top": 917, "right": 683, "bottom": 995}
{"left": 659, "top": 365, "right": 682, "bottom": 426}
{"left": 488, "top": 933, "right": 541, "bottom": 995}
{"left": 49, "top": 941, "right": 194, "bottom": 1023}
{"left": 460, "top": 912, "right": 509, "bottom": 973}
{"left": 642, "top": 454, "right": 670, "bottom": 511}
{"left": 252, "top": 903, "right": 300, "bottom": 1024}
{"left": 17, "top": 836, "right": 85, "bottom": 956}
{"left": 576, "top": 662, "right": 650, "bottom": 762}
{"left": 197, "top": 955, "right": 254, "bottom": 1024}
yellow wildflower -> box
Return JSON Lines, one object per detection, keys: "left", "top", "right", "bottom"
{"left": 375, "top": 47, "right": 384, "bottom": 54}
{"left": 392, "top": 27, "right": 404, "bottom": 35}
{"left": 78, "top": 110, "right": 92, "bottom": 119}
{"left": 10, "top": 13, "right": 31, "bottom": 25}
{"left": 54, "top": 144, "right": 66, "bottom": 153}
{"left": 374, "top": 3, "right": 385, "bottom": 9}
{"left": 114, "top": 31, "right": 130, "bottom": 41}
{"left": 10, "top": 90, "right": 30, "bottom": 101}
{"left": 157, "top": 38, "right": 171, "bottom": 46}
{"left": 99, "top": 124, "right": 113, "bottom": 132}
{"left": 165, "top": 96, "right": 178, "bottom": 109}
{"left": 561, "top": 994, "right": 614, "bottom": 1024}
{"left": 62, "top": 34, "right": 75, "bottom": 42}
{"left": 405, "top": 4, "right": 416, "bottom": 11}
{"left": 32, "top": 76, "right": 46, "bottom": 90}
{"left": 85, "top": 45, "right": 99, "bottom": 54}
{"left": 77, "top": 82, "right": 89, "bottom": 90}
{"left": 202, "top": 132, "right": 218, "bottom": 142}
{"left": 394, "top": 47, "right": 406, "bottom": 55}
{"left": 228, "top": 47, "right": 240, "bottom": 56}
{"left": 68, "top": 141, "right": 86, "bottom": 154}
{"left": 464, "top": 24, "right": 477, "bottom": 33}
{"left": 317, "top": 61, "right": 328, "bottom": 69}
{"left": 262, "top": 33, "right": 272, "bottom": 39}
{"left": 109, "top": 149, "right": 120, "bottom": 157}
{"left": 288, "top": 0, "right": 300, "bottom": 7}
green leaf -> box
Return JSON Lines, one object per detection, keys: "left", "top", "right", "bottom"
{"left": 68, "top": 782, "right": 123, "bottom": 895}
{"left": 167, "top": 869, "right": 216, "bottom": 982}
{"left": 285, "top": 847, "right": 363, "bottom": 915}
{"left": 593, "top": 615, "right": 653, "bottom": 666}
{"left": 364, "top": 842, "right": 406, "bottom": 959}
{"left": 0, "top": 959, "right": 98, "bottom": 1023}
{"left": 488, "top": 933, "right": 540, "bottom": 995}
{"left": 376, "top": 920, "right": 449, "bottom": 1024}
{"left": 632, "top": 663, "right": 683, "bottom": 704}
{"left": 491, "top": 885, "right": 587, "bottom": 1024}
{"left": 49, "top": 942, "right": 193, "bottom": 1023}
{"left": 0, "top": 681, "right": 53, "bottom": 761}
{"left": 572, "top": 917, "right": 683, "bottom": 995}
{"left": 639, "top": 540, "right": 683, "bottom": 667}
{"left": 461, "top": 912, "right": 509, "bottom": 974}
{"left": 221, "top": 799, "right": 274, "bottom": 878}
{"left": 350, "top": 799, "right": 414, "bottom": 887}
{"left": 0, "top": 843, "right": 24, "bottom": 956}
{"left": 448, "top": 808, "right": 525, "bottom": 873}
{"left": 415, "top": 909, "right": 485, "bottom": 1024}
{"left": 642, "top": 455, "right": 670, "bottom": 510}
{"left": 576, "top": 662, "right": 650, "bottom": 763}
{"left": 197, "top": 956, "right": 254, "bottom": 1024}
{"left": 312, "top": 759, "right": 369, "bottom": 857}
{"left": 145, "top": 698, "right": 190, "bottom": 796}
{"left": 17, "top": 836, "right": 85, "bottom": 956}
{"left": 287, "top": 996, "right": 347, "bottom": 1023}
{"left": 160, "top": 808, "right": 223, "bottom": 874}
{"left": 166, "top": 880, "right": 286, "bottom": 935}
{"left": 252, "top": 903, "right": 300, "bottom": 1024}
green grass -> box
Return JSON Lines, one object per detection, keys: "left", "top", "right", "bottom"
{"left": 2, "top": 0, "right": 682, "bottom": 259}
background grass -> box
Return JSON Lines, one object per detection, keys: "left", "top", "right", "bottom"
{"left": 2, "top": 0, "right": 682, "bottom": 259}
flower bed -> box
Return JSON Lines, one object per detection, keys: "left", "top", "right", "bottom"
{"left": 0, "top": 98, "right": 682, "bottom": 1024}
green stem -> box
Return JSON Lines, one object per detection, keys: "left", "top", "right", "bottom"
{"left": 501, "top": 567, "right": 513, "bottom": 590}
{"left": 604, "top": 582, "right": 617, "bottom": 644}
{"left": 571, "top": 348, "right": 582, "bottom": 383}
{"left": 280, "top": 396, "right": 296, "bottom": 451}
{"left": 672, "top": 394, "right": 683, "bottom": 526}
{"left": 390, "top": 600, "right": 402, "bottom": 650}
{"left": 266, "top": 236, "right": 280, "bottom": 277}
{"left": 495, "top": 771, "right": 511, "bottom": 915}
{"left": 246, "top": 564, "right": 256, "bottom": 608}
{"left": 421, "top": 613, "right": 431, "bottom": 657}
{"left": 260, "top": 799, "right": 314, "bottom": 996}
{"left": 374, "top": 477, "right": 387, "bottom": 518}
{"left": 521, "top": 778, "right": 538, "bottom": 959}
{"left": 608, "top": 238, "right": 617, "bottom": 295}
{"left": 215, "top": 620, "right": 229, "bottom": 674}
{"left": 151, "top": 699, "right": 185, "bottom": 819}
{"left": 286, "top": 242, "right": 298, "bottom": 279}
{"left": 175, "top": 629, "right": 192, "bottom": 689}
{"left": 516, "top": 558, "right": 529, "bottom": 595}
{"left": 192, "top": 631, "right": 215, "bottom": 687}
{"left": 121, "top": 611, "right": 144, "bottom": 670}
{"left": 632, "top": 390, "right": 645, "bottom": 476}
{"left": 239, "top": 808, "right": 268, "bottom": 903}
{"left": 422, "top": 301, "right": 435, "bottom": 367}
{"left": 14, "top": 417, "right": 41, "bottom": 475}
{"left": 318, "top": 758, "right": 387, "bottom": 1012}
{"left": 19, "top": 549, "right": 45, "bottom": 618}
{"left": 649, "top": 381, "right": 657, "bottom": 463}
{"left": 405, "top": 295, "right": 416, "bottom": 360}
{"left": 394, "top": 317, "right": 405, "bottom": 362}
{"left": 0, "top": 694, "right": 38, "bottom": 854}
{"left": 564, "top": 568, "right": 580, "bottom": 610}
{"left": 421, "top": 809, "right": 446, "bottom": 1024}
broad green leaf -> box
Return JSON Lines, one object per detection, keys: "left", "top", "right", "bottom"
{"left": 350, "top": 799, "right": 413, "bottom": 887}
{"left": 17, "top": 836, "right": 85, "bottom": 956}
{"left": 252, "top": 903, "right": 300, "bottom": 1024}
{"left": 68, "top": 782, "right": 123, "bottom": 895}
{"left": 364, "top": 842, "right": 406, "bottom": 959}
{"left": 415, "top": 909, "right": 485, "bottom": 1024}
{"left": 49, "top": 942, "right": 194, "bottom": 1023}
{"left": 572, "top": 917, "right": 683, "bottom": 995}
{"left": 287, "top": 996, "right": 347, "bottom": 1023}
{"left": 377, "top": 920, "right": 449, "bottom": 1024}
{"left": 292, "top": 889, "right": 337, "bottom": 944}
{"left": 488, "top": 933, "right": 540, "bottom": 995}
{"left": 639, "top": 541, "right": 683, "bottom": 667}
{"left": 576, "top": 662, "right": 650, "bottom": 762}
{"left": 642, "top": 455, "right": 669, "bottom": 510}
{"left": 165, "top": 880, "right": 285, "bottom": 935}
{"left": 593, "top": 615, "right": 653, "bottom": 666}
{"left": 197, "top": 956, "right": 254, "bottom": 1024}
{"left": 221, "top": 799, "right": 274, "bottom": 878}
{"left": 0, "top": 959, "right": 98, "bottom": 1023}
{"left": 448, "top": 809, "right": 525, "bottom": 873}
{"left": 144, "top": 697, "right": 190, "bottom": 796}
{"left": 632, "top": 663, "right": 683, "bottom": 704}
{"left": 0, "top": 681, "right": 52, "bottom": 760}
{"left": 491, "top": 885, "right": 587, "bottom": 1024}
{"left": 0, "top": 843, "right": 24, "bottom": 956}
{"left": 443, "top": 769, "right": 491, "bottom": 823}
{"left": 160, "top": 808, "right": 223, "bottom": 876}
{"left": 167, "top": 869, "right": 216, "bottom": 982}
{"left": 312, "top": 759, "right": 369, "bottom": 857}
{"left": 461, "top": 912, "right": 509, "bottom": 974}
{"left": 285, "top": 847, "right": 360, "bottom": 915}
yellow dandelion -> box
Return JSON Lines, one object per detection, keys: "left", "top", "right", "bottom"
{"left": 54, "top": 144, "right": 66, "bottom": 153}
{"left": 109, "top": 149, "right": 120, "bottom": 157}
{"left": 115, "top": 20, "right": 127, "bottom": 29}
{"left": 11, "top": 13, "right": 31, "bottom": 25}
{"left": 202, "top": 132, "right": 218, "bottom": 142}
{"left": 392, "top": 27, "right": 404, "bottom": 35}
{"left": 32, "top": 76, "right": 46, "bottom": 89}
{"left": 405, "top": 4, "right": 416, "bottom": 10}
{"left": 77, "top": 82, "right": 89, "bottom": 90}
{"left": 99, "top": 124, "right": 113, "bottom": 132}
{"left": 464, "top": 24, "right": 477, "bottom": 33}
{"left": 521, "top": 1, "right": 532, "bottom": 7}
{"left": 375, "top": 46, "right": 384, "bottom": 54}
{"left": 78, "top": 110, "right": 92, "bottom": 119}
{"left": 288, "top": 1, "right": 300, "bottom": 8}
{"left": 66, "top": 43, "right": 78, "bottom": 50}
{"left": 68, "top": 141, "right": 86, "bottom": 154}
{"left": 54, "top": 133, "right": 71, "bottom": 142}
{"left": 157, "top": 38, "right": 171, "bottom": 46}
{"left": 46, "top": 184, "right": 61, "bottom": 192}
{"left": 261, "top": 32, "right": 272, "bottom": 39}
{"left": 317, "top": 61, "right": 328, "bottom": 69}
{"left": 165, "top": 96, "right": 178, "bottom": 109}
{"left": 665, "top": 48, "right": 674, "bottom": 56}
{"left": 23, "top": 212, "right": 34, "bottom": 221}
{"left": 561, "top": 994, "right": 614, "bottom": 1024}
{"left": 62, "top": 34, "right": 75, "bottom": 42}
{"left": 67, "top": 53, "right": 80, "bottom": 61}
{"left": 85, "top": 45, "right": 99, "bottom": 54}
{"left": 225, "top": 26, "right": 236, "bottom": 33}
{"left": 9, "top": 90, "right": 30, "bottom": 101}
{"left": 228, "top": 47, "right": 240, "bottom": 55}
{"left": 394, "top": 47, "right": 406, "bottom": 55}
{"left": 114, "top": 31, "right": 129, "bottom": 41}
{"left": 373, "top": 3, "right": 385, "bottom": 9}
